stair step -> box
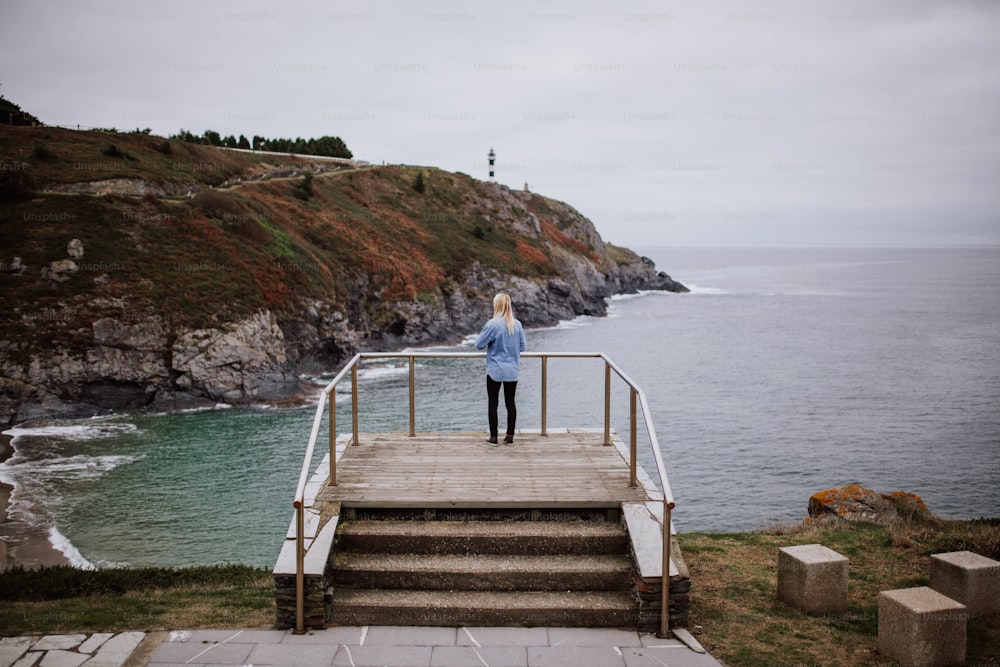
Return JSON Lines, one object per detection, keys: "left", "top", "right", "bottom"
{"left": 331, "top": 553, "right": 632, "bottom": 591}
{"left": 336, "top": 520, "right": 629, "bottom": 555}
{"left": 329, "top": 589, "right": 639, "bottom": 627}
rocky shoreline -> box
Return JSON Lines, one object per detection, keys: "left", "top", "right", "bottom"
{"left": 2, "top": 257, "right": 686, "bottom": 427}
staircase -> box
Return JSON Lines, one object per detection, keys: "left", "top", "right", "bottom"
{"left": 328, "top": 511, "right": 639, "bottom": 627}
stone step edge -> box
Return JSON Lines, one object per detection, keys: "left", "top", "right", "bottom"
{"left": 330, "top": 588, "right": 637, "bottom": 610}
{"left": 327, "top": 589, "right": 641, "bottom": 627}
{"left": 330, "top": 552, "right": 633, "bottom": 591}
{"left": 332, "top": 552, "right": 633, "bottom": 573}
{"left": 337, "top": 519, "right": 628, "bottom": 536}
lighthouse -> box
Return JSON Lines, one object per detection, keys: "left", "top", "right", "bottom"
{"left": 488, "top": 147, "right": 495, "bottom": 182}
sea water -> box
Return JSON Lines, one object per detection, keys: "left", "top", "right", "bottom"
{"left": 2, "top": 246, "right": 998, "bottom": 568}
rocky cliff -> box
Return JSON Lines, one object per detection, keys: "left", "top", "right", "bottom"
{"left": 0, "top": 126, "right": 686, "bottom": 424}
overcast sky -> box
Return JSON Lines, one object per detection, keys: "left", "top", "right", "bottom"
{"left": 2, "top": 0, "right": 998, "bottom": 247}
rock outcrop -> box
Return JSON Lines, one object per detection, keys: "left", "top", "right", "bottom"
{"left": 0, "top": 141, "right": 687, "bottom": 425}
{"left": 808, "top": 484, "right": 932, "bottom": 524}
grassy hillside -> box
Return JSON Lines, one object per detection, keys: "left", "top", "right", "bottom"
{"left": 0, "top": 126, "right": 598, "bottom": 340}
{"left": 680, "top": 517, "right": 999, "bottom": 665}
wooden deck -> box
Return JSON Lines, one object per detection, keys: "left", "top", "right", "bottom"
{"left": 316, "top": 430, "right": 654, "bottom": 508}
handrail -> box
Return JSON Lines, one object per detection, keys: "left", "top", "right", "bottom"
{"left": 290, "top": 351, "right": 676, "bottom": 637}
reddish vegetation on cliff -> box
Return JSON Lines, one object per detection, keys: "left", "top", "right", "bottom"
{"left": 0, "top": 126, "right": 687, "bottom": 423}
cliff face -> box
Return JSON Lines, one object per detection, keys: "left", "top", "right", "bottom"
{"left": 0, "top": 126, "right": 686, "bottom": 424}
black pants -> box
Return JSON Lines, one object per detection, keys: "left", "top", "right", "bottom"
{"left": 486, "top": 376, "right": 517, "bottom": 437}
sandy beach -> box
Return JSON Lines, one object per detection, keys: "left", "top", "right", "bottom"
{"left": 1, "top": 432, "right": 72, "bottom": 570}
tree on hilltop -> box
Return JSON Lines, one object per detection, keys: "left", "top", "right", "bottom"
{"left": 0, "top": 92, "right": 42, "bottom": 126}
{"left": 173, "top": 128, "right": 352, "bottom": 159}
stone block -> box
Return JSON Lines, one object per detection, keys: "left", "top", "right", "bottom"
{"left": 776, "top": 544, "right": 848, "bottom": 612}
{"left": 878, "top": 587, "right": 966, "bottom": 667}
{"left": 930, "top": 550, "right": 1000, "bottom": 617}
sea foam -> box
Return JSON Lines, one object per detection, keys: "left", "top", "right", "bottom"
{"left": 49, "top": 524, "right": 96, "bottom": 569}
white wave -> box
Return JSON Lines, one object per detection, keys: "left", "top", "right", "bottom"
{"left": 3, "top": 421, "right": 137, "bottom": 442}
{"left": 532, "top": 314, "right": 597, "bottom": 332}
{"left": 684, "top": 283, "right": 731, "bottom": 295}
{"left": 0, "top": 481, "right": 42, "bottom": 528}
{"left": 301, "top": 374, "right": 332, "bottom": 387}
{"left": 48, "top": 525, "right": 95, "bottom": 569}
{"left": 609, "top": 290, "right": 654, "bottom": 302}
{"left": 357, "top": 365, "right": 409, "bottom": 380}
{"left": 0, "top": 453, "right": 142, "bottom": 480}
{"left": 175, "top": 402, "right": 233, "bottom": 414}
{"left": 459, "top": 333, "right": 478, "bottom": 347}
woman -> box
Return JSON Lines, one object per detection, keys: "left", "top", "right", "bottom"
{"left": 475, "top": 293, "right": 527, "bottom": 446}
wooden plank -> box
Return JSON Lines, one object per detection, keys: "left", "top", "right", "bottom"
{"left": 317, "top": 431, "right": 655, "bottom": 508}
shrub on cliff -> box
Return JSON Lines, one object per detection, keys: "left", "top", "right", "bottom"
{"left": 293, "top": 171, "right": 314, "bottom": 200}
{"left": 0, "top": 165, "right": 35, "bottom": 201}
{"left": 102, "top": 144, "right": 136, "bottom": 161}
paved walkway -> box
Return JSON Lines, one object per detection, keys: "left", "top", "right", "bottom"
{"left": 0, "top": 632, "right": 144, "bottom": 667}
{"left": 1, "top": 627, "right": 724, "bottom": 667}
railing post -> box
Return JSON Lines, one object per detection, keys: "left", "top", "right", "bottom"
{"left": 328, "top": 391, "right": 337, "bottom": 486}
{"left": 351, "top": 363, "right": 359, "bottom": 445}
{"left": 408, "top": 355, "right": 415, "bottom": 437}
{"left": 661, "top": 500, "right": 672, "bottom": 638}
{"left": 629, "top": 389, "right": 637, "bottom": 487}
{"left": 603, "top": 362, "right": 611, "bottom": 445}
{"left": 540, "top": 355, "right": 548, "bottom": 436}
{"left": 294, "top": 503, "right": 305, "bottom": 634}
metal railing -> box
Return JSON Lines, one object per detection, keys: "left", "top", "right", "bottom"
{"left": 291, "top": 351, "right": 677, "bottom": 636}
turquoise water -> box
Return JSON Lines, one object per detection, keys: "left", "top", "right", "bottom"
{"left": 3, "top": 246, "right": 999, "bottom": 568}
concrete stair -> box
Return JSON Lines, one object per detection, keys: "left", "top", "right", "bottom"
{"left": 328, "top": 518, "right": 639, "bottom": 627}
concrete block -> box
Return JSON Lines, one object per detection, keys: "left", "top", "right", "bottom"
{"left": 930, "top": 550, "right": 1000, "bottom": 617}
{"left": 878, "top": 587, "right": 966, "bottom": 667}
{"left": 776, "top": 544, "right": 848, "bottom": 612}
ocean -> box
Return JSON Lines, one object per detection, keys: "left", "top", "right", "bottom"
{"left": 2, "top": 246, "right": 998, "bottom": 569}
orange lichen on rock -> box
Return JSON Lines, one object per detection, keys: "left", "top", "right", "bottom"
{"left": 884, "top": 490, "right": 931, "bottom": 517}
{"left": 807, "top": 484, "right": 931, "bottom": 524}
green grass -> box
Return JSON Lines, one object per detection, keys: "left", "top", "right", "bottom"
{"left": 1, "top": 520, "right": 997, "bottom": 666}
{"left": 0, "top": 565, "right": 273, "bottom": 634}
{"left": 678, "top": 518, "right": 1000, "bottom": 666}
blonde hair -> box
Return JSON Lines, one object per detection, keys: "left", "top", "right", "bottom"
{"left": 493, "top": 293, "right": 516, "bottom": 334}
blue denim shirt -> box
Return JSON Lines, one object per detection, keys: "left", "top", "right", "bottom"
{"left": 475, "top": 317, "right": 527, "bottom": 382}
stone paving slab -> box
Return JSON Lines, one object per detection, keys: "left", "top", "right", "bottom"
{"left": 84, "top": 631, "right": 145, "bottom": 667}
{"left": 33, "top": 635, "right": 88, "bottom": 652}
{"left": 77, "top": 634, "right": 114, "bottom": 655}
{"left": 0, "top": 637, "right": 34, "bottom": 667}
{"left": 361, "top": 626, "right": 459, "bottom": 646}
{"left": 547, "top": 627, "right": 644, "bottom": 647}
{"left": 168, "top": 626, "right": 721, "bottom": 666}
{"left": 38, "top": 649, "right": 89, "bottom": 667}
{"left": 457, "top": 626, "right": 550, "bottom": 646}
{"left": 3, "top": 626, "right": 722, "bottom": 667}
{"left": 0, "top": 632, "right": 146, "bottom": 667}
{"left": 147, "top": 639, "right": 253, "bottom": 664}
{"left": 429, "top": 646, "right": 528, "bottom": 667}
{"left": 282, "top": 627, "right": 363, "bottom": 645}
{"left": 623, "top": 645, "right": 727, "bottom": 667}
{"left": 531, "top": 645, "right": 624, "bottom": 667}
{"left": 331, "top": 644, "right": 435, "bottom": 666}
{"left": 246, "top": 643, "right": 341, "bottom": 665}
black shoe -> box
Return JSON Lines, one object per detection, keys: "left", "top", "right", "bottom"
{"left": 503, "top": 435, "right": 514, "bottom": 445}
{"left": 485, "top": 435, "right": 499, "bottom": 447}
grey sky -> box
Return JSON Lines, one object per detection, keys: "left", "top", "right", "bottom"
{"left": 2, "top": 0, "right": 998, "bottom": 247}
